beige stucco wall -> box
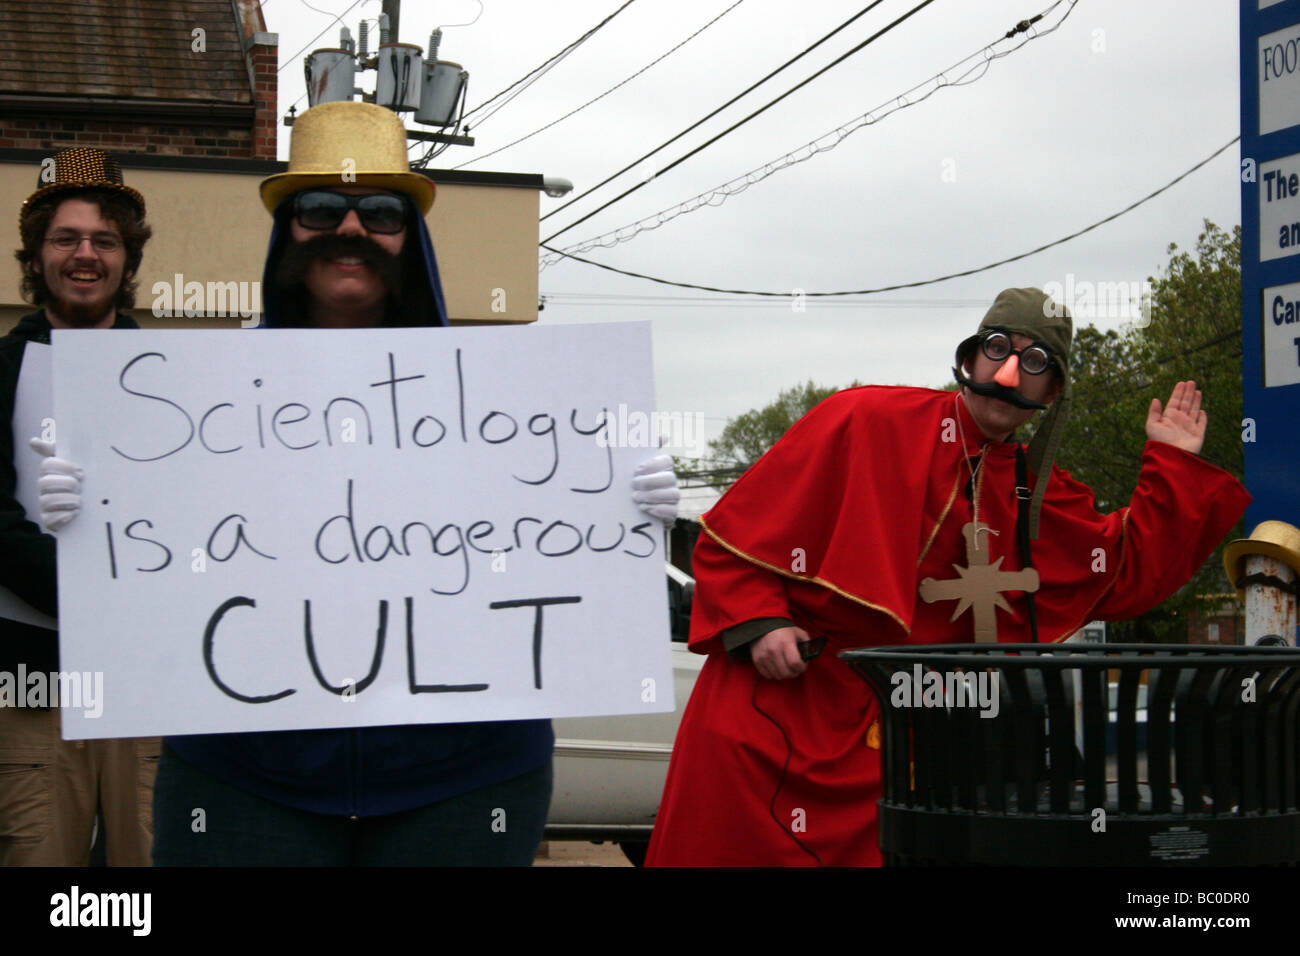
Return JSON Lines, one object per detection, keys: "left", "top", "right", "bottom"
{"left": 0, "top": 161, "right": 539, "bottom": 330}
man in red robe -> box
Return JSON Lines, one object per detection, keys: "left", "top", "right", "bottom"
{"left": 645, "top": 288, "right": 1251, "bottom": 866}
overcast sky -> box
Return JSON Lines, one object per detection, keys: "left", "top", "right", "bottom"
{"left": 268, "top": 0, "right": 1243, "bottom": 513}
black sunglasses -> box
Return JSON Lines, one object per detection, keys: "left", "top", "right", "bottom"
{"left": 979, "top": 330, "right": 1055, "bottom": 375}
{"left": 292, "top": 190, "right": 407, "bottom": 234}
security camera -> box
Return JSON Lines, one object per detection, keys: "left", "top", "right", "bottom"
{"left": 543, "top": 176, "right": 574, "bottom": 198}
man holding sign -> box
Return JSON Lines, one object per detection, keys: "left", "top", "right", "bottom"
{"left": 44, "top": 102, "right": 679, "bottom": 866}
{"left": 0, "top": 149, "right": 158, "bottom": 865}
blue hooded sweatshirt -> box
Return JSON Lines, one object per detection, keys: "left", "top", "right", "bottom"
{"left": 166, "top": 197, "right": 553, "bottom": 815}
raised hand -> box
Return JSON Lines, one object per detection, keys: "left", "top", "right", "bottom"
{"left": 1145, "top": 380, "right": 1207, "bottom": 455}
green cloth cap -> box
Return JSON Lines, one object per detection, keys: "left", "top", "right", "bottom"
{"left": 976, "top": 287, "right": 1072, "bottom": 382}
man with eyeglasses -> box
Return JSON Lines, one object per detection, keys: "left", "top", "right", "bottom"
{"left": 646, "top": 287, "right": 1251, "bottom": 866}
{"left": 0, "top": 148, "right": 159, "bottom": 865}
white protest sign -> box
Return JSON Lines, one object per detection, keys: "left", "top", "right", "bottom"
{"left": 2, "top": 342, "right": 57, "bottom": 630}
{"left": 53, "top": 323, "right": 673, "bottom": 739}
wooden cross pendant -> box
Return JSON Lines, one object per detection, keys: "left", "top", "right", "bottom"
{"left": 918, "top": 521, "right": 1040, "bottom": 643}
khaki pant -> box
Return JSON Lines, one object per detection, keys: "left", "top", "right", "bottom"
{"left": 0, "top": 705, "right": 159, "bottom": 866}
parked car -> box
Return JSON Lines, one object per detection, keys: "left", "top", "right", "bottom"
{"left": 1105, "top": 681, "right": 1152, "bottom": 752}
{"left": 545, "top": 563, "right": 701, "bottom": 865}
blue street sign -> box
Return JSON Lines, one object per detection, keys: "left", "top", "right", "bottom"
{"left": 1241, "top": 0, "right": 1300, "bottom": 528}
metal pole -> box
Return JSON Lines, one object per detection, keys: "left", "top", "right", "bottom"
{"left": 383, "top": 0, "right": 401, "bottom": 43}
{"left": 1244, "top": 554, "right": 1298, "bottom": 645}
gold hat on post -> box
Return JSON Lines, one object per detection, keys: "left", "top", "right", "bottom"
{"left": 259, "top": 100, "right": 435, "bottom": 214}
{"left": 1223, "top": 520, "right": 1300, "bottom": 601}
{"left": 19, "top": 147, "right": 146, "bottom": 221}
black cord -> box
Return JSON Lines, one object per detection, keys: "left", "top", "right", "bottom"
{"left": 750, "top": 671, "right": 824, "bottom": 865}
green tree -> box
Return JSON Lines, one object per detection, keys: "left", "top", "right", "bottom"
{"left": 707, "top": 379, "right": 862, "bottom": 472}
{"left": 1054, "top": 325, "right": 1148, "bottom": 514}
{"left": 1054, "top": 221, "right": 1243, "bottom": 640}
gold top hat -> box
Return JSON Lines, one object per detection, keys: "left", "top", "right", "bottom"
{"left": 1223, "top": 520, "right": 1300, "bottom": 600}
{"left": 19, "top": 148, "right": 146, "bottom": 221}
{"left": 260, "top": 101, "right": 435, "bottom": 214}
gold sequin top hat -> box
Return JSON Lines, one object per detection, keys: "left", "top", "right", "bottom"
{"left": 259, "top": 101, "right": 435, "bottom": 214}
{"left": 19, "top": 147, "right": 146, "bottom": 221}
{"left": 1223, "top": 520, "right": 1300, "bottom": 601}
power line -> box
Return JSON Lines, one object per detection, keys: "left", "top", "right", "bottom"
{"left": 540, "top": 0, "right": 942, "bottom": 246}
{"left": 459, "top": 0, "right": 639, "bottom": 125}
{"left": 453, "top": 0, "right": 747, "bottom": 169}
{"left": 539, "top": 136, "right": 1242, "bottom": 296}
{"left": 279, "top": 0, "right": 368, "bottom": 73}
{"left": 677, "top": 456, "right": 750, "bottom": 469}
{"left": 437, "top": 0, "right": 484, "bottom": 29}
{"left": 542, "top": 0, "right": 1077, "bottom": 268}
{"left": 459, "top": 37, "right": 581, "bottom": 131}
{"left": 417, "top": 1, "right": 640, "bottom": 168}
{"left": 540, "top": 292, "right": 995, "bottom": 308}
{"left": 537, "top": 1, "right": 892, "bottom": 229}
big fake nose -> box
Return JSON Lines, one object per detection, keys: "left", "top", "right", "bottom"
{"left": 993, "top": 353, "right": 1021, "bottom": 388}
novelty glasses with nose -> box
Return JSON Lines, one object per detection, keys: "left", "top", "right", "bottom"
{"left": 291, "top": 190, "right": 407, "bottom": 234}
{"left": 979, "top": 330, "right": 1056, "bottom": 375}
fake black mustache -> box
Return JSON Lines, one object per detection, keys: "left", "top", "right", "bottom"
{"left": 276, "top": 234, "right": 403, "bottom": 292}
{"left": 952, "top": 366, "right": 1047, "bottom": 410}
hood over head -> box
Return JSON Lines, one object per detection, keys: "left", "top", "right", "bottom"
{"left": 258, "top": 195, "right": 449, "bottom": 329}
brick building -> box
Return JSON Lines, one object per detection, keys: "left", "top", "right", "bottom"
{"left": 1186, "top": 598, "right": 1245, "bottom": 645}
{"left": 0, "top": 0, "right": 277, "bottom": 160}
{"left": 0, "top": 1, "right": 543, "bottom": 328}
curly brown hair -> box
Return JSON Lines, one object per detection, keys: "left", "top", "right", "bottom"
{"left": 14, "top": 189, "right": 152, "bottom": 311}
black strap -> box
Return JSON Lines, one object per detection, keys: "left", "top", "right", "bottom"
{"left": 1015, "top": 445, "right": 1039, "bottom": 644}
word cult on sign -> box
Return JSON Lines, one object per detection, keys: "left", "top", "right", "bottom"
{"left": 50, "top": 323, "right": 674, "bottom": 739}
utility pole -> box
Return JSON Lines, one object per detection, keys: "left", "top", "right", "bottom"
{"left": 383, "top": 0, "right": 400, "bottom": 42}
{"left": 294, "top": 0, "right": 473, "bottom": 149}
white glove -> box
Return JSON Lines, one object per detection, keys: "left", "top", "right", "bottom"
{"left": 632, "top": 453, "right": 680, "bottom": 525}
{"left": 30, "top": 438, "right": 83, "bottom": 533}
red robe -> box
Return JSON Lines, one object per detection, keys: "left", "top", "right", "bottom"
{"left": 645, "top": 386, "right": 1251, "bottom": 866}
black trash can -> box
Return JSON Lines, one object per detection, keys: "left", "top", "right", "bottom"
{"left": 841, "top": 643, "right": 1300, "bottom": 866}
